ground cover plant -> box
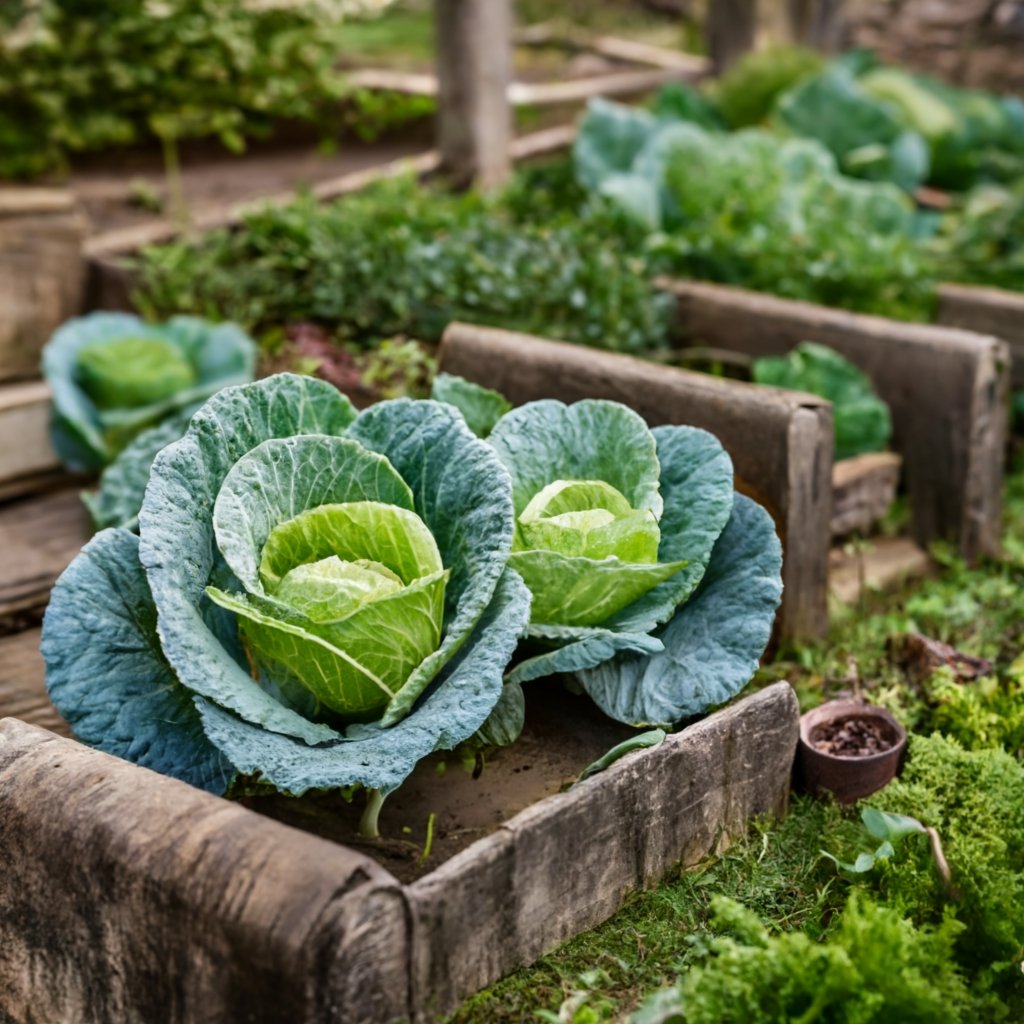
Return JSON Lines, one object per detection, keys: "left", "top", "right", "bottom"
{"left": 41, "top": 372, "right": 782, "bottom": 836}
{"left": 447, "top": 456, "right": 1024, "bottom": 1023}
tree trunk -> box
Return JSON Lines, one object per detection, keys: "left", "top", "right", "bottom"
{"left": 435, "top": 0, "right": 513, "bottom": 190}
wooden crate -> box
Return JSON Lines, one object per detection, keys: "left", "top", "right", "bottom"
{"left": 439, "top": 322, "right": 834, "bottom": 641}
{"left": 0, "top": 190, "right": 87, "bottom": 383}
{"left": 0, "top": 680, "right": 798, "bottom": 1024}
{"left": 660, "top": 279, "right": 1009, "bottom": 564}
{"left": 936, "top": 283, "right": 1024, "bottom": 389}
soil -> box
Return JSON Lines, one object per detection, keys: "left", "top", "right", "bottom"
{"left": 69, "top": 129, "right": 431, "bottom": 237}
{"left": 244, "top": 683, "right": 635, "bottom": 884}
{"left": 810, "top": 715, "right": 899, "bottom": 758}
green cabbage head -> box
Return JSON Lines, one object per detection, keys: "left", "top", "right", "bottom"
{"left": 42, "top": 311, "right": 256, "bottom": 471}
{"left": 42, "top": 374, "right": 530, "bottom": 811}
{"left": 433, "top": 375, "right": 784, "bottom": 729}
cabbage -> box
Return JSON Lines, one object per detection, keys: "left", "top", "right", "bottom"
{"left": 42, "top": 311, "right": 256, "bottom": 472}
{"left": 433, "top": 379, "right": 784, "bottom": 729}
{"left": 43, "top": 374, "right": 531, "bottom": 834}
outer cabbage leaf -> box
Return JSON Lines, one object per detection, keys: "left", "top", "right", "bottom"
{"left": 139, "top": 374, "right": 360, "bottom": 746}
{"left": 82, "top": 405, "right": 198, "bottom": 531}
{"left": 430, "top": 372, "right": 511, "bottom": 439}
{"left": 504, "top": 425, "right": 734, "bottom": 681}
{"left": 42, "top": 529, "right": 234, "bottom": 793}
{"left": 42, "top": 311, "right": 256, "bottom": 471}
{"left": 195, "top": 567, "right": 531, "bottom": 796}
{"left": 488, "top": 399, "right": 663, "bottom": 523}
{"left": 577, "top": 495, "right": 783, "bottom": 727}
{"left": 347, "top": 398, "right": 517, "bottom": 724}
{"left": 574, "top": 97, "right": 659, "bottom": 191}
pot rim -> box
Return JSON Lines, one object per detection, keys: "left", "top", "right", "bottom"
{"left": 798, "top": 699, "right": 907, "bottom": 764}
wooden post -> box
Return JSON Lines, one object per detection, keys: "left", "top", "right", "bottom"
{"left": 660, "top": 279, "right": 1010, "bottom": 564}
{"left": 438, "top": 322, "right": 834, "bottom": 641}
{"left": 707, "top": 0, "right": 758, "bottom": 73}
{"left": 434, "top": 0, "right": 514, "bottom": 190}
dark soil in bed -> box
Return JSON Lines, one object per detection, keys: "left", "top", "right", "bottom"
{"left": 244, "top": 683, "right": 636, "bottom": 884}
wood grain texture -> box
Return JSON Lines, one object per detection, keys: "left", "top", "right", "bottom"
{"left": 0, "top": 381, "right": 63, "bottom": 498}
{"left": 831, "top": 452, "right": 902, "bottom": 538}
{"left": 0, "top": 629, "right": 68, "bottom": 737}
{"left": 438, "top": 322, "right": 833, "bottom": 640}
{"left": 0, "top": 488, "right": 92, "bottom": 617}
{"left": 661, "top": 279, "right": 1009, "bottom": 563}
{"left": 0, "top": 719, "right": 412, "bottom": 1024}
{"left": 435, "top": 0, "right": 514, "bottom": 189}
{"left": 407, "top": 682, "right": 799, "bottom": 1021}
{"left": 0, "top": 678, "right": 798, "bottom": 1024}
{"left": 937, "top": 283, "right": 1024, "bottom": 388}
{"left": 0, "top": 192, "right": 87, "bottom": 383}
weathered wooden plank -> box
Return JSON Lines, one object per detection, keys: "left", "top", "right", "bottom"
{"left": 830, "top": 537, "right": 933, "bottom": 605}
{"left": 0, "top": 719, "right": 412, "bottom": 1024}
{"left": 831, "top": 452, "right": 902, "bottom": 538}
{"left": 513, "top": 26, "right": 711, "bottom": 75}
{"left": 345, "top": 65, "right": 705, "bottom": 106}
{"left": 936, "top": 283, "right": 1024, "bottom": 389}
{"left": 0, "top": 189, "right": 87, "bottom": 383}
{"left": 0, "top": 488, "right": 92, "bottom": 617}
{"left": 661, "top": 279, "right": 1009, "bottom": 563}
{"left": 438, "top": 322, "right": 833, "bottom": 641}
{"left": 0, "top": 380, "right": 64, "bottom": 500}
{"left": 407, "top": 682, "right": 799, "bottom": 1021}
{"left": 0, "top": 629, "right": 68, "bottom": 736}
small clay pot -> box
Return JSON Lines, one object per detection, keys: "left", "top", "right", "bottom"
{"left": 797, "top": 700, "right": 907, "bottom": 804}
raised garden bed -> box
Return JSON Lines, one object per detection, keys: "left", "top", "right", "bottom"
{"left": 660, "top": 278, "right": 1010, "bottom": 565}
{"left": 0, "top": 679, "right": 798, "bottom": 1023}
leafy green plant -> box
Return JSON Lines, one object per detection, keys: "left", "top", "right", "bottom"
{"left": 572, "top": 98, "right": 936, "bottom": 321}
{"left": 937, "top": 182, "right": 1024, "bottom": 292}
{"left": 774, "top": 62, "right": 931, "bottom": 191}
{"left": 134, "top": 179, "right": 669, "bottom": 355}
{"left": 42, "top": 373, "right": 531, "bottom": 836}
{"left": 42, "top": 312, "right": 256, "bottom": 474}
{"left": 711, "top": 45, "right": 824, "bottom": 129}
{"left": 0, "top": 0, "right": 396, "bottom": 179}
{"left": 432, "top": 379, "right": 784, "bottom": 728}
{"left": 632, "top": 892, "right": 972, "bottom": 1024}
{"left": 752, "top": 342, "right": 893, "bottom": 461}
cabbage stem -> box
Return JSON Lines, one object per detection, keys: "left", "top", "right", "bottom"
{"left": 359, "top": 788, "right": 385, "bottom": 839}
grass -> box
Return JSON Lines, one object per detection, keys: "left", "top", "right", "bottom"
{"left": 333, "top": 0, "right": 691, "bottom": 73}
{"left": 447, "top": 450, "right": 1024, "bottom": 1023}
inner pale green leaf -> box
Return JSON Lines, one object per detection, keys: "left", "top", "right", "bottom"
{"left": 274, "top": 557, "right": 404, "bottom": 623}
{"left": 509, "top": 549, "right": 688, "bottom": 627}
{"left": 77, "top": 336, "right": 196, "bottom": 410}
{"left": 518, "top": 478, "right": 661, "bottom": 562}
{"left": 259, "top": 501, "right": 443, "bottom": 591}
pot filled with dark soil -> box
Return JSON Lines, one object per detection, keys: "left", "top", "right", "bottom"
{"left": 797, "top": 700, "right": 907, "bottom": 803}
